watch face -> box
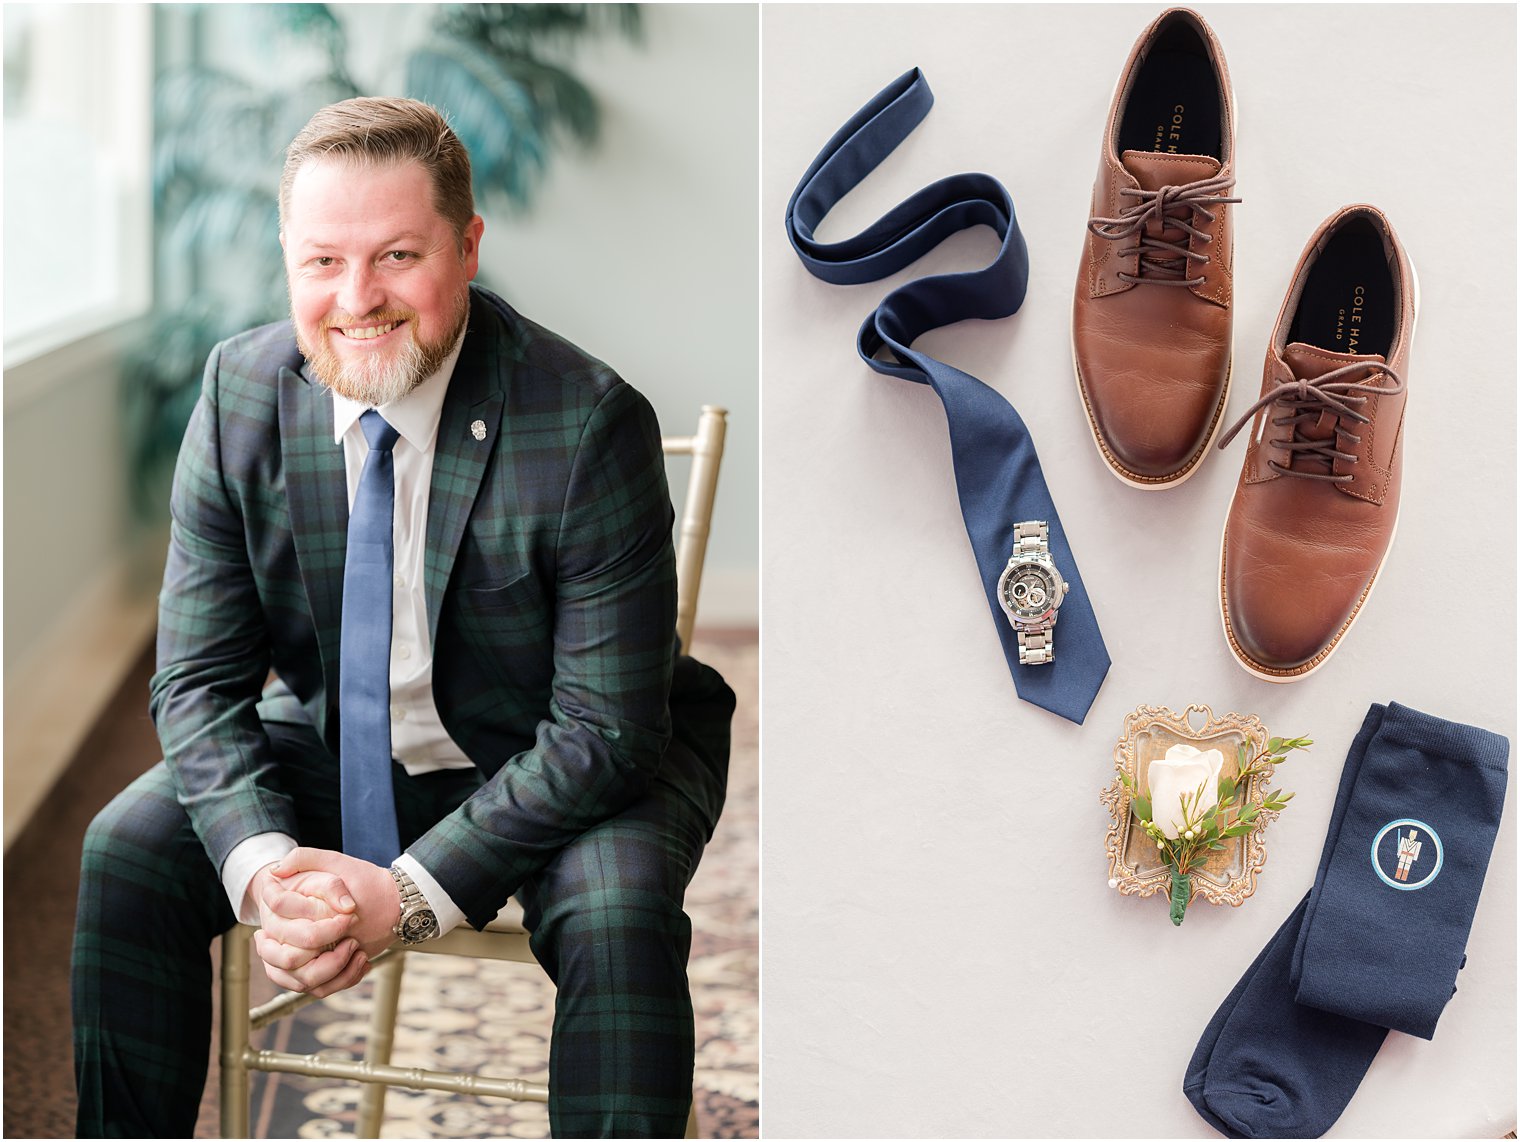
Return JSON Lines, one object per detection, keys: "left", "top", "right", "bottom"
{"left": 1000, "top": 560, "right": 1059, "bottom": 620}
{"left": 402, "top": 909, "right": 439, "bottom": 941}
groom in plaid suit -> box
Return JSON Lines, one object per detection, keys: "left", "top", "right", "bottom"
{"left": 71, "top": 97, "right": 732, "bottom": 1138}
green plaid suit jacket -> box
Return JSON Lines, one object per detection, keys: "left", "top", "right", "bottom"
{"left": 150, "top": 285, "right": 729, "bottom": 928}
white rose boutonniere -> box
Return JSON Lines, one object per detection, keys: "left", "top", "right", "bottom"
{"left": 1147, "top": 744, "right": 1225, "bottom": 840}
{"left": 1118, "top": 736, "right": 1310, "bottom": 924}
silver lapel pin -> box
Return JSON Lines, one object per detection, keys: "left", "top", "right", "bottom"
{"left": 470, "top": 419, "right": 486, "bottom": 441}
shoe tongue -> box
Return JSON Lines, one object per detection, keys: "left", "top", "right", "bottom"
{"left": 1120, "top": 149, "right": 1222, "bottom": 192}
{"left": 1282, "top": 342, "right": 1388, "bottom": 380}
{"left": 1278, "top": 343, "right": 1390, "bottom": 471}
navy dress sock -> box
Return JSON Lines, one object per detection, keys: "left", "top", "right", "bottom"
{"left": 1184, "top": 895, "right": 1388, "bottom": 1139}
{"left": 1184, "top": 704, "right": 1385, "bottom": 1136}
{"left": 1186, "top": 702, "right": 1509, "bottom": 1138}
{"left": 1292, "top": 703, "right": 1509, "bottom": 1036}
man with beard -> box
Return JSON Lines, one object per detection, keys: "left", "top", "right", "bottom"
{"left": 71, "top": 97, "right": 731, "bottom": 1139}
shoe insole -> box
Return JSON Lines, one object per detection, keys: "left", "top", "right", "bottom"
{"left": 1117, "top": 24, "right": 1223, "bottom": 160}
{"left": 1288, "top": 218, "right": 1396, "bottom": 358}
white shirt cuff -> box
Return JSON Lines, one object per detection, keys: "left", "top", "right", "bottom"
{"left": 393, "top": 853, "right": 467, "bottom": 938}
{"left": 222, "top": 832, "right": 299, "bottom": 925}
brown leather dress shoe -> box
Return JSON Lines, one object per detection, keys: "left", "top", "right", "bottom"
{"left": 1073, "top": 8, "right": 1239, "bottom": 489}
{"left": 1217, "top": 205, "right": 1415, "bottom": 681}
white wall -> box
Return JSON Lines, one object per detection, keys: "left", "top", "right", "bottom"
{"left": 5, "top": 333, "right": 130, "bottom": 671}
{"left": 3, "top": 326, "right": 165, "bottom": 843}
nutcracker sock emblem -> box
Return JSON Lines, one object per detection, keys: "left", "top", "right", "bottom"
{"left": 1371, "top": 819, "right": 1442, "bottom": 891}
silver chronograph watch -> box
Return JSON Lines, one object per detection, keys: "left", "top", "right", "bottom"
{"left": 996, "top": 521, "right": 1070, "bottom": 666}
{"left": 389, "top": 865, "right": 440, "bottom": 944}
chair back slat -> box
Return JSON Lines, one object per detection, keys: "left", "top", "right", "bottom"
{"left": 662, "top": 404, "right": 726, "bottom": 653}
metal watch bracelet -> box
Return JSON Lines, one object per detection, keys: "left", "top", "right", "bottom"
{"left": 389, "top": 865, "right": 440, "bottom": 944}
{"left": 1013, "top": 521, "right": 1053, "bottom": 666}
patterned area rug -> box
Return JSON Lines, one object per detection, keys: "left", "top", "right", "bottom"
{"left": 238, "top": 636, "right": 758, "bottom": 1139}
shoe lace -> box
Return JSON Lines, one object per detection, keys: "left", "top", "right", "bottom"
{"left": 1216, "top": 360, "right": 1405, "bottom": 482}
{"left": 1087, "top": 174, "right": 1240, "bottom": 286}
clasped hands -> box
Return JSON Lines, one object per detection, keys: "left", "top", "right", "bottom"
{"left": 251, "top": 847, "right": 401, "bottom": 998}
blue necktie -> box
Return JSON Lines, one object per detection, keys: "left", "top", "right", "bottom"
{"left": 340, "top": 410, "right": 402, "bottom": 865}
{"left": 784, "top": 67, "right": 1110, "bottom": 725}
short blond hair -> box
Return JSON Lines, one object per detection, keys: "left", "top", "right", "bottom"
{"left": 280, "top": 97, "right": 475, "bottom": 237}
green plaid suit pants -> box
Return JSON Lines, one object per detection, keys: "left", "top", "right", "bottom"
{"left": 72, "top": 715, "right": 727, "bottom": 1138}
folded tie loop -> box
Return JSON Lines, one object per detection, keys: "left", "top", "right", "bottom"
{"left": 784, "top": 68, "right": 1110, "bottom": 724}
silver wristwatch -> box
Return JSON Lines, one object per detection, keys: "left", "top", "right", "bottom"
{"left": 995, "top": 521, "right": 1070, "bottom": 666}
{"left": 389, "top": 865, "right": 440, "bottom": 944}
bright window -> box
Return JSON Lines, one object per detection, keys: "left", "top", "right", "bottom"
{"left": 3, "top": 4, "right": 152, "bottom": 368}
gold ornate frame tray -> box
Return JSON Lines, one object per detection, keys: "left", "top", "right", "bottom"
{"left": 1099, "top": 703, "right": 1276, "bottom": 908}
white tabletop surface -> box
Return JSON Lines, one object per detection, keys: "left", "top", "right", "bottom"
{"left": 759, "top": 5, "right": 1516, "bottom": 1137}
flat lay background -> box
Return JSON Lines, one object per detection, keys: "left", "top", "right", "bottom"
{"left": 761, "top": 4, "right": 1516, "bottom": 1137}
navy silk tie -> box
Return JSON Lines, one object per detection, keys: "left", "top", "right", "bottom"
{"left": 340, "top": 410, "right": 402, "bottom": 864}
{"left": 784, "top": 67, "right": 1110, "bottom": 724}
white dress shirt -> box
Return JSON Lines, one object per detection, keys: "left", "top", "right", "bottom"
{"left": 220, "top": 335, "right": 471, "bottom": 936}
